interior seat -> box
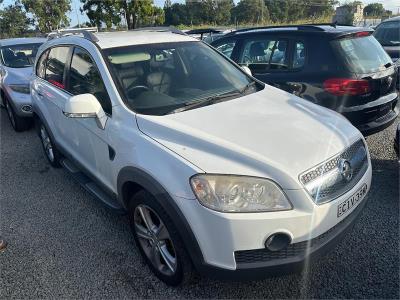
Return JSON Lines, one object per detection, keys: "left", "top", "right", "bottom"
{"left": 249, "top": 42, "right": 266, "bottom": 62}
{"left": 146, "top": 57, "right": 171, "bottom": 94}
{"left": 118, "top": 63, "right": 145, "bottom": 90}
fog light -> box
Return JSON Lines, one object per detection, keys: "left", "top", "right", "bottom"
{"left": 21, "top": 105, "right": 32, "bottom": 112}
{"left": 265, "top": 233, "right": 291, "bottom": 252}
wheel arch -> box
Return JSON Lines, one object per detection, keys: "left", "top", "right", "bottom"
{"left": 117, "top": 166, "right": 205, "bottom": 271}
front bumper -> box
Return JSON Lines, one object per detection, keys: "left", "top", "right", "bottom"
{"left": 175, "top": 164, "right": 372, "bottom": 279}
{"left": 4, "top": 87, "right": 33, "bottom": 117}
{"left": 201, "top": 195, "right": 368, "bottom": 280}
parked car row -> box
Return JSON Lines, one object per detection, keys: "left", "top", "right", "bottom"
{"left": 0, "top": 23, "right": 397, "bottom": 286}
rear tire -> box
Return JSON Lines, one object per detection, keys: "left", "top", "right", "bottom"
{"left": 36, "top": 118, "right": 62, "bottom": 168}
{"left": 128, "top": 190, "right": 195, "bottom": 286}
{"left": 4, "top": 96, "right": 31, "bottom": 132}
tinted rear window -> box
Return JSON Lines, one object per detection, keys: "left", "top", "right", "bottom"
{"left": 373, "top": 21, "right": 400, "bottom": 47}
{"left": 332, "top": 35, "right": 392, "bottom": 73}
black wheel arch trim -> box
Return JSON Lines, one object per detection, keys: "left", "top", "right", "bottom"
{"left": 117, "top": 166, "right": 206, "bottom": 271}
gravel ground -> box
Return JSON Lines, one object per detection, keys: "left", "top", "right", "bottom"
{"left": 0, "top": 109, "right": 399, "bottom": 299}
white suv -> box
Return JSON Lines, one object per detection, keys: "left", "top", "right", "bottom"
{"left": 31, "top": 28, "right": 372, "bottom": 286}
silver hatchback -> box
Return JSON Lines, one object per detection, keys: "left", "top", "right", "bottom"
{"left": 0, "top": 38, "right": 46, "bottom": 131}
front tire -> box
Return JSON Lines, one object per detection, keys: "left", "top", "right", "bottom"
{"left": 128, "top": 190, "right": 194, "bottom": 286}
{"left": 4, "top": 97, "right": 31, "bottom": 132}
{"left": 36, "top": 119, "right": 62, "bottom": 168}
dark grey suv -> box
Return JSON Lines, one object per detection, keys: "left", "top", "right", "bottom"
{"left": 373, "top": 17, "right": 400, "bottom": 89}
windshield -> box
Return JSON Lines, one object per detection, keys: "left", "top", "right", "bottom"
{"left": 332, "top": 35, "right": 392, "bottom": 74}
{"left": 104, "top": 41, "right": 258, "bottom": 115}
{"left": 373, "top": 21, "right": 400, "bottom": 46}
{"left": 0, "top": 43, "right": 42, "bottom": 68}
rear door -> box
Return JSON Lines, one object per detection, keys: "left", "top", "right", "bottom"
{"left": 234, "top": 34, "right": 304, "bottom": 94}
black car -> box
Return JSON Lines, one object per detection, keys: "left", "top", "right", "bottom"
{"left": 373, "top": 17, "right": 400, "bottom": 89}
{"left": 395, "top": 123, "right": 400, "bottom": 158}
{"left": 211, "top": 24, "right": 399, "bottom": 135}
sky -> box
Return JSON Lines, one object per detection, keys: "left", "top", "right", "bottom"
{"left": 1, "top": 0, "right": 399, "bottom": 27}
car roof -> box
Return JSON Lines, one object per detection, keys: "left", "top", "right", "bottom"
{"left": 0, "top": 37, "right": 47, "bottom": 47}
{"left": 92, "top": 30, "right": 198, "bottom": 49}
{"left": 223, "top": 24, "right": 371, "bottom": 38}
{"left": 381, "top": 16, "right": 400, "bottom": 23}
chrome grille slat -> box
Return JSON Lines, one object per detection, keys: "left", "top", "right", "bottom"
{"left": 300, "top": 139, "right": 368, "bottom": 204}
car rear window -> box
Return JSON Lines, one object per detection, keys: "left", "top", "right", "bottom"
{"left": 332, "top": 35, "right": 392, "bottom": 74}
{"left": 373, "top": 21, "right": 400, "bottom": 47}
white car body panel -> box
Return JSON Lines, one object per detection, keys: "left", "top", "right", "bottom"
{"left": 137, "top": 85, "right": 360, "bottom": 190}
{"left": 31, "top": 31, "right": 372, "bottom": 274}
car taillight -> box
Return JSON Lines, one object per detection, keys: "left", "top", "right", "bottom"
{"left": 354, "top": 31, "right": 371, "bottom": 38}
{"left": 323, "top": 78, "right": 371, "bottom": 96}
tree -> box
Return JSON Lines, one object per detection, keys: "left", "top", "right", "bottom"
{"left": 364, "top": 3, "right": 385, "bottom": 17}
{"left": 22, "top": 0, "right": 71, "bottom": 33}
{"left": 164, "top": 0, "right": 172, "bottom": 9}
{"left": 81, "top": 0, "right": 120, "bottom": 29}
{"left": 81, "top": 0, "right": 164, "bottom": 30}
{"left": 265, "top": 0, "right": 289, "bottom": 23}
{"left": 0, "top": 1, "right": 31, "bottom": 38}
{"left": 232, "top": 0, "right": 269, "bottom": 25}
{"left": 164, "top": 3, "right": 189, "bottom": 25}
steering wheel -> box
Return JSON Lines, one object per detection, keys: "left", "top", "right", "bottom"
{"left": 127, "top": 85, "right": 149, "bottom": 98}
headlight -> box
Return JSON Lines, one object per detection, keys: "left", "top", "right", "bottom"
{"left": 9, "top": 84, "right": 30, "bottom": 94}
{"left": 190, "top": 174, "right": 292, "bottom": 213}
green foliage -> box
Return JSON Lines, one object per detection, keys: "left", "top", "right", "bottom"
{"left": 22, "top": 0, "right": 71, "bottom": 32}
{"left": 0, "top": 1, "right": 31, "bottom": 38}
{"left": 81, "top": 0, "right": 164, "bottom": 29}
{"left": 232, "top": 0, "right": 269, "bottom": 25}
{"left": 165, "top": 0, "right": 233, "bottom": 26}
{"left": 364, "top": 3, "right": 386, "bottom": 17}
{"left": 164, "top": 0, "right": 337, "bottom": 27}
{"left": 81, "top": 0, "right": 120, "bottom": 29}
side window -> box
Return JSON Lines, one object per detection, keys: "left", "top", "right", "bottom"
{"left": 240, "top": 39, "right": 289, "bottom": 73}
{"left": 68, "top": 47, "right": 112, "bottom": 115}
{"left": 45, "top": 47, "right": 69, "bottom": 89}
{"left": 36, "top": 50, "right": 49, "bottom": 78}
{"left": 293, "top": 42, "right": 306, "bottom": 69}
{"left": 214, "top": 40, "right": 237, "bottom": 59}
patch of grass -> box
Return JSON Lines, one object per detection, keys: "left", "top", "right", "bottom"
{"left": 176, "top": 16, "right": 333, "bottom": 30}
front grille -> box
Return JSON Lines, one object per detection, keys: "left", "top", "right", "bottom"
{"left": 300, "top": 139, "right": 368, "bottom": 204}
{"left": 235, "top": 199, "right": 365, "bottom": 265}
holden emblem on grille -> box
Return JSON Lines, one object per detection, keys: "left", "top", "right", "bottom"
{"left": 338, "top": 159, "right": 353, "bottom": 182}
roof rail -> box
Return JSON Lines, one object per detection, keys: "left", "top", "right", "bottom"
{"left": 132, "top": 26, "right": 187, "bottom": 36}
{"left": 47, "top": 27, "right": 99, "bottom": 42}
{"left": 229, "top": 23, "right": 361, "bottom": 36}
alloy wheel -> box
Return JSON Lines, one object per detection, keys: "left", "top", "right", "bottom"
{"left": 40, "top": 125, "right": 55, "bottom": 162}
{"left": 134, "top": 205, "right": 177, "bottom": 276}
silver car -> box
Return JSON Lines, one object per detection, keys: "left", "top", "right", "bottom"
{"left": 0, "top": 38, "right": 46, "bottom": 131}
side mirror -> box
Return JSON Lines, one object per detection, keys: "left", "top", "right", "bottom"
{"left": 241, "top": 65, "right": 252, "bottom": 76}
{"left": 63, "top": 94, "right": 107, "bottom": 130}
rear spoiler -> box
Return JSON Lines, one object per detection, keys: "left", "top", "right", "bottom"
{"left": 333, "top": 29, "right": 374, "bottom": 40}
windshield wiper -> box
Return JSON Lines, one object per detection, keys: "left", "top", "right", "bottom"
{"left": 169, "top": 89, "right": 243, "bottom": 114}
{"left": 168, "top": 81, "right": 257, "bottom": 114}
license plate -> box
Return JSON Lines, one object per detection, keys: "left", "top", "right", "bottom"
{"left": 337, "top": 184, "right": 368, "bottom": 218}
